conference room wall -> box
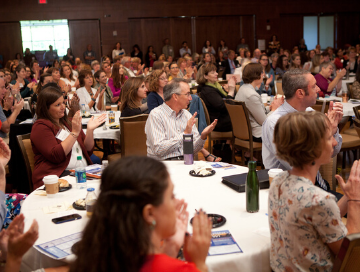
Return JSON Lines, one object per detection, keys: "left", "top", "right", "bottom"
{"left": 0, "top": 0, "right": 359, "bottom": 64}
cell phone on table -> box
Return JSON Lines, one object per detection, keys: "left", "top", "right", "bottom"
{"left": 52, "top": 214, "right": 82, "bottom": 224}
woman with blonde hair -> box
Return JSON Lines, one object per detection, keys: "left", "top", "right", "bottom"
{"left": 147, "top": 70, "right": 168, "bottom": 112}
{"left": 60, "top": 63, "right": 79, "bottom": 90}
{"left": 290, "top": 53, "right": 302, "bottom": 69}
{"left": 120, "top": 77, "right": 148, "bottom": 117}
{"left": 311, "top": 54, "right": 324, "bottom": 74}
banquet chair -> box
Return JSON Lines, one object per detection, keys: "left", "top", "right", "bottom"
{"left": 312, "top": 100, "right": 329, "bottom": 114}
{"left": 340, "top": 118, "right": 360, "bottom": 169}
{"left": 199, "top": 98, "right": 232, "bottom": 153}
{"left": 353, "top": 105, "right": 360, "bottom": 119}
{"left": 332, "top": 233, "right": 360, "bottom": 272}
{"left": 224, "top": 100, "right": 262, "bottom": 166}
{"left": 319, "top": 157, "right": 337, "bottom": 191}
{"left": 17, "top": 133, "right": 35, "bottom": 193}
{"left": 346, "top": 82, "right": 353, "bottom": 99}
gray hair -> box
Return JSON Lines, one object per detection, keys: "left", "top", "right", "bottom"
{"left": 319, "top": 61, "right": 332, "bottom": 72}
{"left": 282, "top": 69, "right": 311, "bottom": 99}
{"left": 91, "top": 60, "right": 99, "bottom": 68}
{"left": 163, "top": 78, "right": 188, "bottom": 101}
{"left": 121, "top": 56, "right": 131, "bottom": 65}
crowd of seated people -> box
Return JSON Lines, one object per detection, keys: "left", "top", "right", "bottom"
{"left": 0, "top": 35, "right": 360, "bottom": 272}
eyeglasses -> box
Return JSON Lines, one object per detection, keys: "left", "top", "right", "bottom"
{"left": 177, "top": 92, "right": 191, "bottom": 97}
{"left": 171, "top": 66, "right": 179, "bottom": 69}
{"left": 260, "top": 58, "right": 269, "bottom": 61}
{"left": 159, "top": 77, "right": 168, "bottom": 81}
{"left": 5, "top": 73, "right": 10, "bottom": 76}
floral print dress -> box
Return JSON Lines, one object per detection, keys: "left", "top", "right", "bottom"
{"left": 268, "top": 171, "right": 347, "bottom": 272}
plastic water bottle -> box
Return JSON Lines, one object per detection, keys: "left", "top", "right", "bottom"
{"left": 81, "top": 104, "right": 86, "bottom": 116}
{"left": 85, "top": 188, "right": 97, "bottom": 217}
{"left": 75, "top": 156, "right": 87, "bottom": 189}
{"left": 101, "top": 160, "right": 109, "bottom": 174}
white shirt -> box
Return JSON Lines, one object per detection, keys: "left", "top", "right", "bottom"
{"left": 124, "top": 66, "right": 135, "bottom": 77}
{"left": 60, "top": 76, "right": 77, "bottom": 87}
{"left": 145, "top": 103, "right": 205, "bottom": 160}
{"left": 76, "top": 87, "right": 100, "bottom": 111}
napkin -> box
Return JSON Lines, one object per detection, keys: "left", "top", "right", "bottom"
{"left": 43, "top": 202, "right": 73, "bottom": 214}
{"left": 193, "top": 161, "right": 212, "bottom": 175}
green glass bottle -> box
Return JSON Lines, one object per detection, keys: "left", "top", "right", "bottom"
{"left": 246, "top": 161, "right": 259, "bottom": 213}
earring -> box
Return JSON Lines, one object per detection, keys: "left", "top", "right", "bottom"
{"left": 150, "top": 220, "right": 156, "bottom": 230}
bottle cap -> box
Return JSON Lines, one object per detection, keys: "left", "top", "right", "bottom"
{"left": 248, "top": 161, "right": 257, "bottom": 169}
{"left": 77, "top": 156, "right": 82, "bottom": 160}
{"left": 87, "top": 188, "right": 95, "bottom": 192}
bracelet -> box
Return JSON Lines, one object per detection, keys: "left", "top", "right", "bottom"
{"left": 70, "top": 132, "right": 78, "bottom": 138}
{"left": 347, "top": 199, "right": 360, "bottom": 202}
{"left": 91, "top": 97, "right": 96, "bottom": 102}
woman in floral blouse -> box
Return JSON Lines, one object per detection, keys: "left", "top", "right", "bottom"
{"left": 269, "top": 111, "right": 360, "bottom": 272}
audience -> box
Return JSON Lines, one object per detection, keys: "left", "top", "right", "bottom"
{"left": 10, "top": 64, "right": 35, "bottom": 98}
{"left": 168, "top": 62, "right": 180, "bottom": 81}
{"left": 275, "top": 54, "right": 289, "bottom": 77}
{"left": 76, "top": 70, "right": 105, "bottom": 111}
{"left": 262, "top": 69, "right": 344, "bottom": 200}
{"left": 202, "top": 40, "right": 216, "bottom": 55}
{"left": 162, "top": 38, "right": 174, "bottom": 59}
{"left": 130, "top": 44, "right": 143, "bottom": 63}
{"left": 145, "top": 78, "right": 217, "bottom": 160}
{"left": 94, "top": 70, "right": 118, "bottom": 109}
{"left": 112, "top": 42, "right": 125, "bottom": 60}
{"left": 352, "top": 65, "right": 360, "bottom": 99}
{"left": 145, "top": 46, "right": 157, "bottom": 68}
{"left": 63, "top": 48, "right": 75, "bottom": 66}
{"left": 344, "top": 46, "right": 359, "bottom": 73}
{"left": 108, "top": 63, "right": 128, "bottom": 97}
{"left": 180, "top": 41, "right": 191, "bottom": 57}
{"left": 315, "top": 61, "right": 346, "bottom": 97}
{"left": 221, "top": 50, "right": 239, "bottom": 79}
{"left": 31, "top": 85, "right": 106, "bottom": 189}
{"left": 197, "top": 64, "right": 234, "bottom": 132}
{"left": 60, "top": 64, "right": 78, "bottom": 89}
{"left": 147, "top": 70, "right": 168, "bottom": 112}
{"left": 235, "top": 63, "right": 283, "bottom": 143}
{"left": 120, "top": 77, "right": 148, "bottom": 117}
{"left": 70, "top": 156, "right": 211, "bottom": 272}
{"left": 269, "top": 111, "right": 360, "bottom": 272}
{"left": 44, "top": 45, "right": 59, "bottom": 67}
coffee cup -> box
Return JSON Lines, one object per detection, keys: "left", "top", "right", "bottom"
{"left": 268, "top": 169, "right": 283, "bottom": 185}
{"left": 111, "top": 104, "right": 118, "bottom": 111}
{"left": 43, "top": 175, "right": 59, "bottom": 197}
{"left": 261, "top": 94, "right": 268, "bottom": 106}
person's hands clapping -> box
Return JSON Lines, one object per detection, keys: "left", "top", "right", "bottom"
{"left": 68, "top": 93, "right": 80, "bottom": 118}
{"left": 337, "top": 69, "right": 346, "bottom": 78}
{"left": 71, "top": 111, "right": 82, "bottom": 136}
{"left": 336, "top": 160, "right": 360, "bottom": 201}
{"left": 183, "top": 210, "right": 212, "bottom": 272}
{"left": 326, "top": 101, "right": 343, "bottom": 134}
{"left": 13, "top": 99, "right": 24, "bottom": 113}
{"left": 7, "top": 214, "right": 39, "bottom": 262}
{"left": 270, "top": 95, "right": 284, "bottom": 111}
{"left": 201, "top": 119, "right": 218, "bottom": 140}
{"left": 185, "top": 112, "right": 197, "bottom": 134}
{"left": 87, "top": 113, "right": 107, "bottom": 131}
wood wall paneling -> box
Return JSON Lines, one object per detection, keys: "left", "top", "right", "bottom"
{"left": 337, "top": 13, "right": 360, "bottom": 49}
{"left": 69, "top": 20, "right": 101, "bottom": 63}
{"left": 170, "top": 18, "right": 192, "bottom": 58}
{"left": 195, "top": 16, "right": 241, "bottom": 56}
{"left": 0, "top": 23, "right": 23, "bottom": 65}
{"left": 279, "top": 15, "right": 303, "bottom": 53}
{"left": 240, "top": 16, "right": 255, "bottom": 53}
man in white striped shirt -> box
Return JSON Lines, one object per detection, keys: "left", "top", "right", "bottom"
{"left": 145, "top": 78, "right": 217, "bottom": 160}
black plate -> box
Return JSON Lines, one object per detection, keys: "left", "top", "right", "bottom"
{"left": 190, "top": 213, "right": 226, "bottom": 228}
{"left": 82, "top": 115, "right": 93, "bottom": 118}
{"left": 59, "top": 184, "right": 72, "bottom": 192}
{"left": 109, "top": 125, "right": 119, "bottom": 129}
{"left": 189, "top": 170, "right": 216, "bottom": 177}
{"left": 72, "top": 199, "right": 86, "bottom": 210}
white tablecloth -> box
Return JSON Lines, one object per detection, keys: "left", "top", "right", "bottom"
{"left": 20, "top": 161, "right": 271, "bottom": 272}
{"left": 82, "top": 111, "right": 120, "bottom": 140}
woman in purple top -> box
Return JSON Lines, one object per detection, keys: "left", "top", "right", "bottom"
{"left": 108, "top": 63, "right": 128, "bottom": 97}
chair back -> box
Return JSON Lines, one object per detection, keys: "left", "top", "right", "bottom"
{"left": 275, "top": 81, "right": 283, "bottom": 95}
{"left": 353, "top": 106, "right": 360, "bottom": 120}
{"left": 354, "top": 118, "right": 360, "bottom": 138}
{"left": 199, "top": 97, "right": 211, "bottom": 126}
{"left": 319, "top": 157, "right": 337, "bottom": 191}
{"left": 16, "top": 133, "right": 35, "bottom": 192}
{"left": 314, "top": 100, "right": 330, "bottom": 113}
{"left": 332, "top": 233, "right": 360, "bottom": 272}
{"left": 224, "top": 100, "right": 252, "bottom": 141}
{"left": 120, "top": 114, "right": 148, "bottom": 157}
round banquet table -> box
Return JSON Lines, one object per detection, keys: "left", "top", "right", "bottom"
{"left": 20, "top": 161, "right": 271, "bottom": 272}
{"left": 82, "top": 111, "right": 121, "bottom": 140}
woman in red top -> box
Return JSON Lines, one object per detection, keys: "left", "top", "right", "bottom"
{"left": 70, "top": 156, "right": 212, "bottom": 272}
{"left": 31, "top": 85, "right": 106, "bottom": 189}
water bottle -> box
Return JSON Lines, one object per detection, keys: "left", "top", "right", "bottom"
{"left": 85, "top": 188, "right": 97, "bottom": 217}
{"left": 183, "top": 134, "right": 194, "bottom": 165}
{"left": 246, "top": 161, "right": 259, "bottom": 213}
{"left": 81, "top": 104, "right": 86, "bottom": 116}
{"left": 75, "top": 156, "right": 87, "bottom": 189}
{"left": 270, "top": 95, "right": 274, "bottom": 104}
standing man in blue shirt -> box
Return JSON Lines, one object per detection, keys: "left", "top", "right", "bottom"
{"left": 83, "top": 44, "right": 96, "bottom": 65}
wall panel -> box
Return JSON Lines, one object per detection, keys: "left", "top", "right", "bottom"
{"left": 0, "top": 23, "right": 23, "bottom": 65}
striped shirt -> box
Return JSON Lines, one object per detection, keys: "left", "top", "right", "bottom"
{"left": 145, "top": 103, "right": 206, "bottom": 160}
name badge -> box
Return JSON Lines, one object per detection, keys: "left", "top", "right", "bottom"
{"left": 88, "top": 53, "right": 91, "bottom": 56}
{"left": 56, "top": 129, "right": 70, "bottom": 141}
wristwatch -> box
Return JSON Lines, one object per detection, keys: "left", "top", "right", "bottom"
{"left": 91, "top": 97, "right": 96, "bottom": 102}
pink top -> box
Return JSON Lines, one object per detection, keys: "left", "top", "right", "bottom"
{"left": 108, "top": 76, "right": 128, "bottom": 97}
{"left": 315, "top": 73, "right": 333, "bottom": 97}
